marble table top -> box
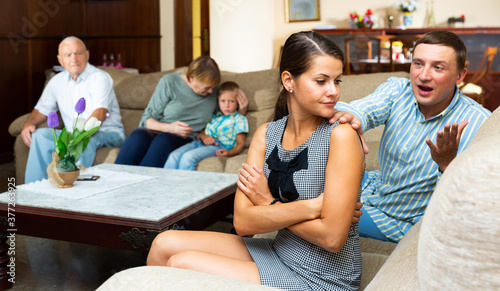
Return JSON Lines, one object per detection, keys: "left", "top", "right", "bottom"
{"left": 0, "top": 164, "right": 238, "bottom": 222}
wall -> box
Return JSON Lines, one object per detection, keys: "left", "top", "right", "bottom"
{"left": 160, "top": 0, "right": 175, "bottom": 71}
{"left": 160, "top": 0, "right": 500, "bottom": 72}
{"left": 210, "top": 0, "right": 274, "bottom": 72}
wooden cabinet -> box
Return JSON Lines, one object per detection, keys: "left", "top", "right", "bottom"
{"left": 0, "top": 0, "right": 160, "bottom": 163}
{"left": 315, "top": 27, "right": 500, "bottom": 112}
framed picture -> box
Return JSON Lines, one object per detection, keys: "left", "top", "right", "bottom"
{"left": 285, "top": 0, "right": 321, "bottom": 22}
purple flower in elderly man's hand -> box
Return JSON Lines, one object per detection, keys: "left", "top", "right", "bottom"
{"left": 75, "top": 98, "right": 86, "bottom": 114}
{"left": 47, "top": 112, "right": 60, "bottom": 128}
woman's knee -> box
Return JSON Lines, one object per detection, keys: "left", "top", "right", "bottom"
{"left": 166, "top": 250, "right": 199, "bottom": 269}
{"left": 147, "top": 230, "right": 183, "bottom": 265}
{"left": 129, "top": 127, "right": 153, "bottom": 138}
{"left": 126, "top": 128, "right": 155, "bottom": 145}
{"left": 151, "top": 230, "right": 181, "bottom": 250}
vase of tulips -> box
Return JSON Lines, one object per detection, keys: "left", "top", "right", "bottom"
{"left": 46, "top": 97, "right": 101, "bottom": 187}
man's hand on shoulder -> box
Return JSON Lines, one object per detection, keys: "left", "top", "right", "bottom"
{"left": 328, "top": 109, "right": 369, "bottom": 154}
{"left": 425, "top": 121, "right": 468, "bottom": 172}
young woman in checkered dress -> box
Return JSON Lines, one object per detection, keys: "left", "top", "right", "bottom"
{"left": 147, "top": 31, "right": 365, "bottom": 290}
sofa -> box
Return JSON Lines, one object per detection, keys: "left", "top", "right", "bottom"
{"left": 99, "top": 106, "right": 500, "bottom": 290}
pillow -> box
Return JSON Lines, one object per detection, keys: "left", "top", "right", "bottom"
{"left": 341, "top": 71, "right": 409, "bottom": 103}
{"left": 418, "top": 133, "right": 500, "bottom": 290}
{"left": 244, "top": 108, "right": 274, "bottom": 148}
{"left": 221, "top": 68, "right": 280, "bottom": 112}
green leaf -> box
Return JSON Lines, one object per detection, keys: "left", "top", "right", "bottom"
{"left": 72, "top": 126, "right": 100, "bottom": 145}
{"left": 73, "top": 141, "right": 84, "bottom": 161}
{"left": 58, "top": 128, "right": 70, "bottom": 145}
{"left": 56, "top": 128, "right": 69, "bottom": 159}
{"left": 56, "top": 142, "right": 67, "bottom": 160}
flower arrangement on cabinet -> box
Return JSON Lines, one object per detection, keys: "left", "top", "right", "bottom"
{"left": 394, "top": 0, "right": 420, "bottom": 13}
{"left": 349, "top": 9, "right": 375, "bottom": 28}
{"left": 48, "top": 97, "right": 101, "bottom": 172}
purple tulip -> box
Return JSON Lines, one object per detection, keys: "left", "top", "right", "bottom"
{"left": 47, "top": 112, "right": 60, "bottom": 128}
{"left": 75, "top": 98, "right": 86, "bottom": 114}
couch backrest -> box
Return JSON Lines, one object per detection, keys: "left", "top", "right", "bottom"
{"left": 102, "top": 66, "right": 282, "bottom": 143}
{"left": 341, "top": 71, "right": 409, "bottom": 103}
{"left": 101, "top": 66, "right": 409, "bottom": 146}
{"left": 220, "top": 68, "right": 281, "bottom": 147}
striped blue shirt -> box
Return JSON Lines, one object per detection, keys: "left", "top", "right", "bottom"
{"left": 337, "top": 77, "right": 491, "bottom": 241}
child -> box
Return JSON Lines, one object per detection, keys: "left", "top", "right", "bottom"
{"left": 164, "top": 81, "right": 248, "bottom": 170}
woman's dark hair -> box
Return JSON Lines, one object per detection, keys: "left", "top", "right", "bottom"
{"left": 274, "top": 31, "right": 345, "bottom": 120}
{"left": 186, "top": 56, "right": 221, "bottom": 88}
{"left": 413, "top": 30, "right": 467, "bottom": 72}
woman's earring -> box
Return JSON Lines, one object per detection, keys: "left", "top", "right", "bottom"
{"left": 289, "top": 88, "right": 293, "bottom": 93}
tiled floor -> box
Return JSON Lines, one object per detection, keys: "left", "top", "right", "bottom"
{"left": 0, "top": 162, "right": 234, "bottom": 290}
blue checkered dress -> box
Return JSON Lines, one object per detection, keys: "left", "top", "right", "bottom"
{"left": 244, "top": 117, "right": 362, "bottom": 291}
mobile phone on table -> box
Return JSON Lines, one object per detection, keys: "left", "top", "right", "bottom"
{"left": 77, "top": 174, "right": 100, "bottom": 181}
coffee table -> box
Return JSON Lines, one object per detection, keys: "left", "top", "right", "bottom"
{"left": 0, "top": 164, "right": 237, "bottom": 252}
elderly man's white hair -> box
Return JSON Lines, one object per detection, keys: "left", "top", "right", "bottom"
{"left": 58, "top": 36, "right": 87, "bottom": 55}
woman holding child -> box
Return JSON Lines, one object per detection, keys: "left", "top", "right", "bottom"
{"left": 115, "top": 56, "right": 248, "bottom": 167}
{"left": 147, "top": 31, "right": 365, "bottom": 290}
{"left": 164, "top": 81, "right": 248, "bottom": 170}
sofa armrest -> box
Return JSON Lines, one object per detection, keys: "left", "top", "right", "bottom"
{"left": 8, "top": 113, "right": 31, "bottom": 137}
{"left": 97, "top": 266, "right": 279, "bottom": 290}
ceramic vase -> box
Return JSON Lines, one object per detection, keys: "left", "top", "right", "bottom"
{"left": 54, "top": 169, "right": 80, "bottom": 188}
{"left": 47, "top": 152, "right": 80, "bottom": 188}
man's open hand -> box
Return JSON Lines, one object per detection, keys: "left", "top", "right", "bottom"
{"left": 425, "top": 121, "right": 468, "bottom": 172}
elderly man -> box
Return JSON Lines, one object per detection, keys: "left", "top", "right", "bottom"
{"left": 21, "top": 36, "right": 124, "bottom": 183}
{"left": 332, "top": 30, "right": 491, "bottom": 242}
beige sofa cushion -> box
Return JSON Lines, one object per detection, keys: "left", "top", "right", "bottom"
{"left": 100, "top": 67, "right": 185, "bottom": 110}
{"left": 341, "top": 71, "right": 409, "bottom": 103}
{"left": 467, "top": 107, "right": 500, "bottom": 147}
{"left": 245, "top": 108, "right": 275, "bottom": 148}
{"left": 97, "top": 266, "right": 279, "bottom": 290}
{"left": 417, "top": 108, "right": 500, "bottom": 290}
{"left": 364, "top": 220, "right": 421, "bottom": 290}
{"left": 220, "top": 68, "right": 280, "bottom": 112}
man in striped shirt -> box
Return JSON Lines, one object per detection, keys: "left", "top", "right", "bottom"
{"left": 333, "top": 31, "right": 491, "bottom": 242}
